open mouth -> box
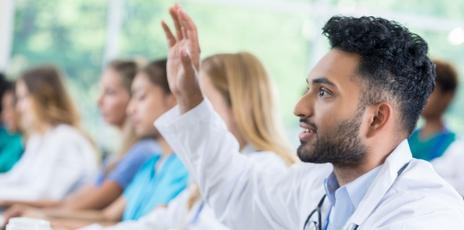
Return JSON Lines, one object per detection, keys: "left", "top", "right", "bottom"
{"left": 299, "top": 122, "right": 317, "bottom": 142}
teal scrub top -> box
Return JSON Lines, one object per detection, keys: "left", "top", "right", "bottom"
{"left": 408, "top": 128, "right": 456, "bottom": 162}
{"left": 0, "top": 126, "right": 24, "bottom": 172}
{"left": 122, "top": 153, "right": 189, "bottom": 220}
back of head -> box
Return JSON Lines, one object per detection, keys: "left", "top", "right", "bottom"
{"left": 433, "top": 59, "right": 458, "bottom": 96}
{"left": 107, "top": 60, "right": 139, "bottom": 94}
{"left": 20, "top": 65, "right": 80, "bottom": 130}
{"left": 202, "top": 52, "right": 295, "bottom": 165}
{"left": 140, "top": 58, "right": 170, "bottom": 94}
{"left": 322, "top": 16, "right": 435, "bottom": 135}
{"left": 0, "top": 72, "right": 9, "bottom": 114}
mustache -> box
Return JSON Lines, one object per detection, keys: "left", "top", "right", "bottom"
{"left": 299, "top": 118, "right": 318, "bottom": 132}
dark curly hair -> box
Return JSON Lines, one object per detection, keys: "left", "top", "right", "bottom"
{"left": 433, "top": 59, "right": 458, "bottom": 94}
{"left": 322, "top": 16, "right": 435, "bottom": 134}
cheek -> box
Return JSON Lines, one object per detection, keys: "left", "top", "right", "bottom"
{"left": 111, "top": 98, "right": 129, "bottom": 115}
{"left": 18, "top": 99, "right": 30, "bottom": 114}
{"left": 144, "top": 101, "right": 163, "bottom": 124}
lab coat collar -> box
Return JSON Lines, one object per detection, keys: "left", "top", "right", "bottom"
{"left": 343, "top": 139, "right": 412, "bottom": 230}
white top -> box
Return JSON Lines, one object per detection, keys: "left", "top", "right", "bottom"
{"left": 431, "top": 138, "right": 464, "bottom": 195}
{"left": 0, "top": 124, "right": 98, "bottom": 200}
{"left": 80, "top": 146, "right": 289, "bottom": 230}
{"left": 154, "top": 99, "right": 464, "bottom": 230}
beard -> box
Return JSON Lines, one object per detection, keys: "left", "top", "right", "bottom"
{"left": 297, "top": 111, "right": 367, "bottom": 167}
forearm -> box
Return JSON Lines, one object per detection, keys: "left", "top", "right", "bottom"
{"left": 42, "top": 209, "right": 116, "bottom": 223}
{"left": 0, "top": 199, "right": 61, "bottom": 209}
{"left": 62, "top": 182, "right": 122, "bottom": 210}
{"left": 51, "top": 217, "right": 117, "bottom": 230}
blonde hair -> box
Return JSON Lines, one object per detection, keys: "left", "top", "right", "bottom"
{"left": 187, "top": 52, "right": 296, "bottom": 210}
{"left": 202, "top": 52, "right": 295, "bottom": 165}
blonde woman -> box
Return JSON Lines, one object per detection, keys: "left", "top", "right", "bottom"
{"left": 0, "top": 65, "right": 98, "bottom": 201}
{"left": 83, "top": 52, "right": 296, "bottom": 230}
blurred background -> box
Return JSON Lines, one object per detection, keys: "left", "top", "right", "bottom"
{"left": 0, "top": 0, "right": 463, "bottom": 150}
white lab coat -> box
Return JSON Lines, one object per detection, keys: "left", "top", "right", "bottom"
{"left": 431, "top": 138, "right": 464, "bottom": 196}
{"left": 155, "top": 100, "right": 464, "bottom": 230}
{"left": 0, "top": 124, "right": 98, "bottom": 200}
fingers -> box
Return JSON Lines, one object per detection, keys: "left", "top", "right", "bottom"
{"left": 161, "top": 21, "right": 176, "bottom": 48}
{"left": 179, "top": 8, "right": 200, "bottom": 51}
{"left": 169, "top": 5, "right": 184, "bottom": 40}
{"left": 177, "top": 8, "right": 201, "bottom": 68}
{"left": 181, "top": 48, "right": 195, "bottom": 78}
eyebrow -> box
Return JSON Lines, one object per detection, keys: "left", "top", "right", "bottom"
{"left": 307, "top": 77, "right": 337, "bottom": 88}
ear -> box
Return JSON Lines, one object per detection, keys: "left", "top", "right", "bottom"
{"left": 365, "top": 102, "right": 392, "bottom": 138}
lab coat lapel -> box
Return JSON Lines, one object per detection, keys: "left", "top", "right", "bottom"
{"left": 342, "top": 140, "right": 412, "bottom": 229}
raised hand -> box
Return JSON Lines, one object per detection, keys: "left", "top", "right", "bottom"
{"left": 161, "top": 5, "right": 203, "bottom": 113}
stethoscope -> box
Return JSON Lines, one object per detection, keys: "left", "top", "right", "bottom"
{"left": 303, "top": 193, "right": 360, "bottom": 230}
{"left": 302, "top": 161, "right": 411, "bottom": 230}
{"left": 302, "top": 194, "right": 326, "bottom": 230}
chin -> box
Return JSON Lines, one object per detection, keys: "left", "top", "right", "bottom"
{"left": 296, "top": 143, "right": 316, "bottom": 162}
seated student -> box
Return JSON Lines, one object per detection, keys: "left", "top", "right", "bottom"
{"left": 0, "top": 80, "right": 24, "bottom": 173}
{"left": 408, "top": 60, "right": 464, "bottom": 195}
{"left": 80, "top": 52, "right": 297, "bottom": 230}
{"left": 154, "top": 6, "right": 464, "bottom": 229}
{"left": 408, "top": 59, "right": 459, "bottom": 161}
{"left": 0, "top": 66, "right": 98, "bottom": 201}
{"left": 2, "top": 60, "right": 159, "bottom": 213}
{"left": 17, "top": 59, "right": 189, "bottom": 229}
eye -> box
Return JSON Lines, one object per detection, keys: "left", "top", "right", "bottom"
{"left": 318, "top": 87, "right": 331, "bottom": 97}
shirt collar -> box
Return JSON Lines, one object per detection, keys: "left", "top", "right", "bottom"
{"left": 324, "top": 165, "right": 382, "bottom": 209}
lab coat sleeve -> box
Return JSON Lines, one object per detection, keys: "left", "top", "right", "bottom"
{"left": 155, "top": 100, "right": 302, "bottom": 229}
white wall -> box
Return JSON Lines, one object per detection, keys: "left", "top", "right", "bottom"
{"left": 0, "top": 0, "right": 15, "bottom": 72}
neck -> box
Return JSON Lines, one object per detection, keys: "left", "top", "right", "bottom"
{"left": 34, "top": 122, "right": 52, "bottom": 134}
{"left": 157, "top": 137, "right": 172, "bottom": 156}
{"left": 333, "top": 166, "right": 368, "bottom": 187}
{"left": 333, "top": 141, "right": 398, "bottom": 186}
{"left": 421, "top": 117, "right": 445, "bottom": 139}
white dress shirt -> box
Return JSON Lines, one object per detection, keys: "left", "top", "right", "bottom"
{"left": 154, "top": 99, "right": 464, "bottom": 230}
{"left": 0, "top": 124, "right": 98, "bottom": 200}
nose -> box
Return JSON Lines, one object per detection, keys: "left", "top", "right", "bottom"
{"left": 97, "top": 94, "right": 104, "bottom": 109}
{"left": 293, "top": 92, "right": 315, "bottom": 119}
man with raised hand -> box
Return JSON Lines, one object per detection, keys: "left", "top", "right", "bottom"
{"left": 156, "top": 5, "right": 464, "bottom": 230}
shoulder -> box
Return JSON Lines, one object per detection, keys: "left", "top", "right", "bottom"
{"left": 371, "top": 159, "right": 464, "bottom": 226}
{"left": 51, "top": 124, "right": 89, "bottom": 145}
{"left": 129, "top": 139, "right": 160, "bottom": 154}
{"left": 391, "top": 159, "right": 462, "bottom": 199}
{"left": 122, "top": 139, "right": 158, "bottom": 161}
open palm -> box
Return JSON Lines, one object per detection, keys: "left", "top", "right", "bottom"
{"left": 162, "top": 5, "right": 203, "bottom": 112}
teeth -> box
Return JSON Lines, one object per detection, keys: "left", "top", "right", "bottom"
{"left": 304, "top": 128, "right": 310, "bottom": 133}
